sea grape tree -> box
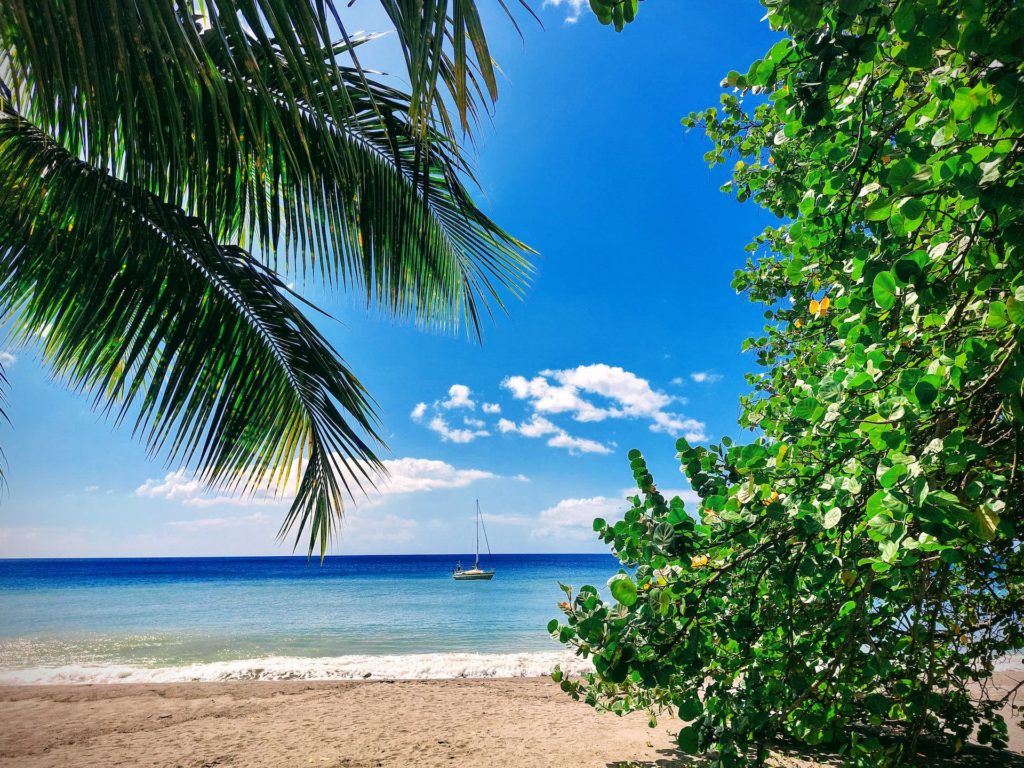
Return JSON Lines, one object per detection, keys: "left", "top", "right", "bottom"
{"left": 552, "top": 0, "right": 1024, "bottom": 764}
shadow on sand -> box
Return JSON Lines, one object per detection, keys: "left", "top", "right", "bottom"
{"left": 606, "top": 739, "right": 1024, "bottom": 767}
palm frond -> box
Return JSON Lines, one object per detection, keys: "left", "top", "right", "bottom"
{"left": 0, "top": 1, "right": 535, "bottom": 337}
{"left": 0, "top": 116, "right": 383, "bottom": 556}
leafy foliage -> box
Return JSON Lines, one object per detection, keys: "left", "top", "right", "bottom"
{"left": 555, "top": 0, "right": 1024, "bottom": 764}
{"left": 0, "top": 1, "right": 533, "bottom": 555}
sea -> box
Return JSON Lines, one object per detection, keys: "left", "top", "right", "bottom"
{"left": 0, "top": 554, "right": 620, "bottom": 685}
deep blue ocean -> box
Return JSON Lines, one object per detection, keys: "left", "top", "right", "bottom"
{"left": 0, "top": 554, "right": 620, "bottom": 683}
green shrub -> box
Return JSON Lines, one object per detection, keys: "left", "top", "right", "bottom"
{"left": 553, "top": 1, "right": 1024, "bottom": 764}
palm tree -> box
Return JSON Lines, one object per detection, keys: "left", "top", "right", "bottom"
{"left": 0, "top": 0, "right": 534, "bottom": 556}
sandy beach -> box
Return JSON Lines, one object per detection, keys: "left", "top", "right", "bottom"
{"left": 1, "top": 675, "right": 1022, "bottom": 768}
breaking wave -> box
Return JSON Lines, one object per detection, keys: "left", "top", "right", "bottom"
{"left": 0, "top": 650, "right": 595, "bottom": 685}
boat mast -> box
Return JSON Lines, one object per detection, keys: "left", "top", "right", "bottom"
{"left": 474, "top": 499, "right": 480, "bottom": 568}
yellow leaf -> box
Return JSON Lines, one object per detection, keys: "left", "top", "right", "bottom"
{"left": 974, "top": 505, "right": 1000, "bottom": 541}
{"left": 809, "top": 299, "right": 820, "bottom": 316}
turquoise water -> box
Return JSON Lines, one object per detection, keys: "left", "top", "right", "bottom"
{"left": 0, "top": 554, "right": 620, "bottom": 682}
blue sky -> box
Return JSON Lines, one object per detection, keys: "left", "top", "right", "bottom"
{"left": 0, "top": 0, "right": 780, "bottom": 558}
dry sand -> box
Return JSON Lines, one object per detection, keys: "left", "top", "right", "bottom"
{"left": 0, "top": 675, "right": 1022, "bottom": 768}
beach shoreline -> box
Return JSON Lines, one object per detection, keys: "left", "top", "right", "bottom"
{"left": 2, "top": 674, "right": 1022, "bottom": 768}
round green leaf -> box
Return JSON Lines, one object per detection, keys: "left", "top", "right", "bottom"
{"left": 900, "top": 198, "right": 925, "bottom": 224}
{"left": 893, "top": 257, "right": 922, "bottom": 285}
{"left": 608, "top": 574, "right": 638, "bottom": 607}
{"left": 1007, "top": 297, "right": 1024, "bottom": 326}
{"left": 677, "top": 725, "right": 700, "bottom": 754}
{"left": 677, "top": 697, "right": 703, "bottom": 721}
{"left": 872, "top": 271, "right": 898, "bottom": 309}
{"left": 914, "top": 378, "right": 939, "bottom": 406}
{"left": 793, "top": 396, "right": 819, "bottom": 420}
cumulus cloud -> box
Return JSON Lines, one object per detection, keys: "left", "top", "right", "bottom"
{"left": 441, "top": 384, "right": 475, "bottom": 410}
{"left": 427, "top": 414, "right": 489, "bottom": 443}
{"left": 137, "top": 458, "right": 499, "bottom": 509}
{"left": 136, "top": 471, "right": 284, "bottom": 508}
{"left": 690, "top": 371, "right": 723, "bottom": 384}
{"left": 531, "top": 496, "right": 625, "bottom": 540}
{"left": 546, "top": 432, "right": 612, "bottom": 455}
{"left": 498, "top": 413, "right": 559, "bottom": 438}
{"left": 544, "top": 0, "right": 587, "bottom": 23}
{"left": 498, "top": 413, "right": 611, "bottom": 455}
{"left": 0, "top": 351, "right": 16, "bottom": 366}
{"left": 136, "top": 471, "right": 205, "bottom": 502}
{"left": 482, "top": 403, "right": 501, "bottom": 414}
{"left": 502, "top": 363, "right": 707, "bottom": 439}
{"left": 411, "top": 385, "right": 491, "bottom": 443}
{"left": 375, "top": 458, "right": 496, "bottom": 495}
{"left": 530, "top": 489, "right": 702, "bottom": 541}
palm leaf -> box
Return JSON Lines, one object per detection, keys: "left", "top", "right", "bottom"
{"left": 0, "top": 116, "right": 383, "bottom": 556}
{"left": 0, "top": 1, "right": 535, "bottom": 336}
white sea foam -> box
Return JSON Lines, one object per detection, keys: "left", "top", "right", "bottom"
{"left": 0, "top": 650, "right": 594, "bottom": 686}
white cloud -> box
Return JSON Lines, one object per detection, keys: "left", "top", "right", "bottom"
{"left": 482, "top": 403, "right": 501, "bottom": 414}
{"left": 427, "top": 414, "right": 489, "bottom": 443}
{"left": 374, "top": 458, "right": 496, "bottom": 496}
{"left": 136, "top": 471, "right": 205, "bottom": 502}
{"left": 529, "top": 489, "right": 701, "bottom": 542}
{"left": 503, "top": 373, "right": 610, "bottom": 422}
{"left": 441, "top": 384, "right": 475, "bottom": 410}
{"left": 83, "top": 484, "right": 99, "bottom": 493}
{"left": 690, "top": 371, "right": 723, "bottom": 384}
{"left": 546, "top": 432, "right": 612, "bottom": 455}
{"left": 670, "top": 377, "right": 685, "bottom": 386}
{"left": 136, "top": 472, "right": 284, "bottom": 508}
{"left": 166, "top": 512, "right": 270, "bottom": 532}
{"left": 412, "top": 385, "right": 492, "bottom": 442}
{"left": 651, "top": 413, "right": 708, "bottom": 442}
{"left": 498, "top": 413, "right": 611, "bottom": 455}
{"left": 531, "top": 496, "right": 625, "bottom": 540}
{"left": 136, "top": 458, "right": 499, "bottom": 510}
{"left": 498, "top": 413, "right": 558, "bottom": 437}
{"left": 502, "top": 363, "right": 707, "bottom": 439}
{"left": 0, "top": 351, "right": 16, "bottom": 366}
{"left": 544, "top": 0, "right": 587, "bottom": 24}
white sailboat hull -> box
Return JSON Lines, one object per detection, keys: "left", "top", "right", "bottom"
{"left": 453, "top": 500, "right": 495, "bottom": 580}
{"left": 452, "top": 569, "right": 495, "bottom": 581}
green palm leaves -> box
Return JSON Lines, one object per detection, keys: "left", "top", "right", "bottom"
{"left": 0, "top": 0, "right": 533, "bottom": 555}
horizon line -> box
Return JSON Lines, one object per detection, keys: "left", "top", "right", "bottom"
{"left": 0, "top": 551, "right": 615, "bottom": 561}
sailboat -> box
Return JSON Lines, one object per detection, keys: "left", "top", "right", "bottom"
{"left": 452, "top": 500, "right": 495, "bottom": 580}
